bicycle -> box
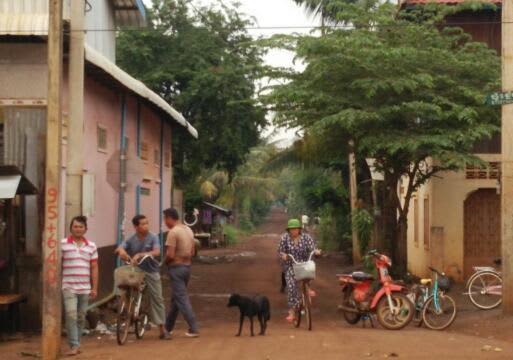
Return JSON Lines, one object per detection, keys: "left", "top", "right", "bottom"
{"left": 408, "top": 267, "right": 456, "bottom": 330}
{"left": 114, "top": 255, "right": 156, "bottom": 345}
{"left": 465, "top": 258, "right": 502, "bottom": 310}
{"left": 284, "top": 250, "right": 317, "bottom": 331}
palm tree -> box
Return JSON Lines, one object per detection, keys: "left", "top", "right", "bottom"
{"left": 197, "top": 143, "right": 283, "bottom": 227}
{"left": 293, "top": 0, "right": 324, "bottom": 14}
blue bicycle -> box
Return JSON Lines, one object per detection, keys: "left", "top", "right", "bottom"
{"left": 408, "top": 267, "right": 457, "bottom": 330}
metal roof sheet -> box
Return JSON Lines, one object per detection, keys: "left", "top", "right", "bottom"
{"left": 0, "top": 0, "right": 145, "bottom": 34}
{"left": 203, "top": 201, "right": 232, "bottom": 215}
{"left": 113, "top": 0, "right": 146, "bottom": 27}
{"left": 0, "top": 166, "right": 38, "bottom": 198}
{"left": 402, "top": 0, "right": 500, "bottom": 4}
{"left": 0, "top": 13, "right": 48, "bottom": 36}
{"left": 85, "top": 44, "right": 198, "bottom": 139}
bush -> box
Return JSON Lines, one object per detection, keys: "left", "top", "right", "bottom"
{"left": 352, "top": 208, "right": 374, "bottom": 255}
{"left": 317, "top": 204, "right": 351, "bottom": 252}
{"left": 224, "top": 224, "right": 240, "bottom": 246}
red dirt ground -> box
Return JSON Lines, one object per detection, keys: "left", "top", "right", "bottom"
{"left": 2, "top": 209, "right": 513, "bottom": 359}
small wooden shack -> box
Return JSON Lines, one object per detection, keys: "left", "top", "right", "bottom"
{"left": 191, "top": 201, "right": 232, "bottom": 248}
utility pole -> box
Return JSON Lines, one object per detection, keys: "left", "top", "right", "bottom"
{"left": 349, "top": 140, "right": 361, "bottom": 263}
{"left": 66, "top": 0, "right": 85, "bottom": 225}
{"left": 42, "top": 0, "right": 63, "bottom": 358}
{"left": 502, "top": 0, "right": 513, "bottom": 315}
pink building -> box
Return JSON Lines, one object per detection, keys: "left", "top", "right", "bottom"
{"left": 0, "top": 2, "right": 197, "bottom": 330}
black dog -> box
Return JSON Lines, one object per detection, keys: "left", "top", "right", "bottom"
{"left": 227, "top": 294, "right": 271, "bottom": 336}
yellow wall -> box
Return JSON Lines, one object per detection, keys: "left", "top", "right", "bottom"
{"left": 406, "top": 154, "right": 500, "bottom": 281}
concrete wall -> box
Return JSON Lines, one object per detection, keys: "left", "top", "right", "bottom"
{"left": 82, "top": 76, "right": 121, "bottom": 249}
{"left": 79, "top": 76, "right": 173, "bottom": 287}
{"left": 406, "top": 154, "right": 500, "bottom": 281}
{"left": 0, "top": 43, "right": 47, "bottom": 99}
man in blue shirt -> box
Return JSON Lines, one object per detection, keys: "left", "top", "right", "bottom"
{"left": 116, "top": 215, "right": 170, "bottom": 340}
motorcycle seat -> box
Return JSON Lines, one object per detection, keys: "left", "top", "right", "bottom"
{"left": 351, "top": 271, "right": 374, "bottom": 281}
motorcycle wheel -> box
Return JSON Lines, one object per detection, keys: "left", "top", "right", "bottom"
{"left": 376, "top": 292, "right": 414, "bottom": 330}
{"left": 341, "top": 287, "right": 361, "bottom": 325}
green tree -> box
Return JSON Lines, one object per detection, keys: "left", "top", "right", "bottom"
{"left": 265, "top": 1, "right": 500, "bottom": 273}
{"left": 117, "top": 0, "right": 267, "bottom": 184}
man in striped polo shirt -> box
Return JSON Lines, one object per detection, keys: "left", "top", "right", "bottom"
{"left": 61, "top": 216, "right": 99, "bottom": 356}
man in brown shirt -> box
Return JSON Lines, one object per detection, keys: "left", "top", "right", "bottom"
{"left": 163, "top": 208, "right": 199, "bottom": 337}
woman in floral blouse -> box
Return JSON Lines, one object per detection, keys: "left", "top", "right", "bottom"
{"left": 278, "top": 218, "right": 321, "bottom": 322}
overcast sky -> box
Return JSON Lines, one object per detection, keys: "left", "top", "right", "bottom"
{"left": 144, "top": 0, "right": 319, "bottom": 144}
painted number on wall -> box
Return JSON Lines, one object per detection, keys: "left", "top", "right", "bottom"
{"left": 45, "top": 187, "right": 59, "bottom": 285}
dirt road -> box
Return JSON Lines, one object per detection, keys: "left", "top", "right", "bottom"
{"left": 2, "top": 209, "right": 513, "bottom": 359}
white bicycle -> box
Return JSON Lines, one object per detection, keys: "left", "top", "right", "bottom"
{"left": 464, "top": 258, "right": 502, "bottom": 310}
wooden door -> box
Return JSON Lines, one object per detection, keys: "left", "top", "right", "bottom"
{"left": 464, "top": 189, "right": 501, "bottom": 278}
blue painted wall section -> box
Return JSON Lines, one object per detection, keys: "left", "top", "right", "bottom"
{"left": 159, "top": 117, "right": 165, "bottom": 258}
{"left": 136, "top": 100, "right": 141, "bottom": 215}
{"left": 116, "top": 94, "right": 127, "bottom": 267}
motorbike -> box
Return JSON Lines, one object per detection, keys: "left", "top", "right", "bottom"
{"left": 337, "top": 250, "right": 414, "bottom": 330}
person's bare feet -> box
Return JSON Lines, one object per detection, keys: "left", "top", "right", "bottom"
{"left": 65, "top": 347, "right": 80, "bottom": 356}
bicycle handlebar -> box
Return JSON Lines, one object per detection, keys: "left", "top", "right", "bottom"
{"left": 429, "top": 266, "right": 444, "bottom": 276}
{"left": 282, "top": 250, "right": 317, "bottom": 264}
{"left": 126, "top": 254, "right": 159, "bottom": 266}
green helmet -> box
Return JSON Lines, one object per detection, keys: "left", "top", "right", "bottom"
{"left": 287, "top": 218, "right": 301, "bottom": 230}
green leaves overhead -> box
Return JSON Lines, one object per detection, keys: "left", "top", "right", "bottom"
{"left": 117, "top": 0, "right": 267, "bottom": 184}
{"left": 265, "top": 2, "right": 500, "bottom": 179}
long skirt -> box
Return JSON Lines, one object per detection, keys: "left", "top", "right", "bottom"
{"left": 284, "top": 267, "right": 301, "bottom": 309}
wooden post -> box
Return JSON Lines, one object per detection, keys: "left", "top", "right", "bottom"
{"left": 502, "top": 0, "right": 513, "bottom": 315}
{"left": 42, "top": 0, "right": 63, "bottom": 358}
{"left": 348, "top": 140, "right": 361, "bottom": 263}
{"left": 66, "top": 0, "right": 85, "bottom": 226}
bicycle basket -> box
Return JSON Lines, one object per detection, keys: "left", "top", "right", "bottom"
{"left": 438, "top": 275, "right": 451, "bottom": 291}
{"left": 293, "top": 260, "right": 316, "bottom": 281}
{"left": 115, "top": 265, "right": 145, "bottom": 289}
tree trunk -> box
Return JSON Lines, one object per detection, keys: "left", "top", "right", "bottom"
{"left": 381, "top": 173, "right": 398, "bottom": 255}
{"left": 395, "top": 215, "right": 408, "bottom": 276}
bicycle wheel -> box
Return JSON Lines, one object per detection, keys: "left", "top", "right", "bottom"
{"left": 117, "top": 290, "right": 133, "bottom": 345}
{"left": 303, "top": 282, "right": 312, "bottom": 331}
{"left": 422, "top": 293, "right": 457, "bottom": 330}
{"left": 468, "top": 271, "right": 502, "bottom": 310}
{"left": 135, "top": 311, "right": 149, "bottom": 339}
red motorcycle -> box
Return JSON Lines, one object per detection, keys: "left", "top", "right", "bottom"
{"left": 337, "top": 250, "right": 414, "bottom": 330}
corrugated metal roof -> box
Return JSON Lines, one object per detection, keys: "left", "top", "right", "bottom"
{"left": 402, "top": 0, "right": 500, "bottom": 4}
{"left": 0, "top": 13, "right": 48, "bottom": 36}
{"left": 114, "top": 9, "right": 145, "bottom": 27}
{"left": 0, "top": 0, "right": 144, "bottom": 34}
{"left": 112, "top": 0, "right": 146, "bottom": 27}
{"left": 0, "top": 0, "right": 49, "bottom": 14}
{"left": 85, "top": 44, "right": 198, "bottom": 139}
{"left": 0, "top": 0, "right": 70, "bottom": 35}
